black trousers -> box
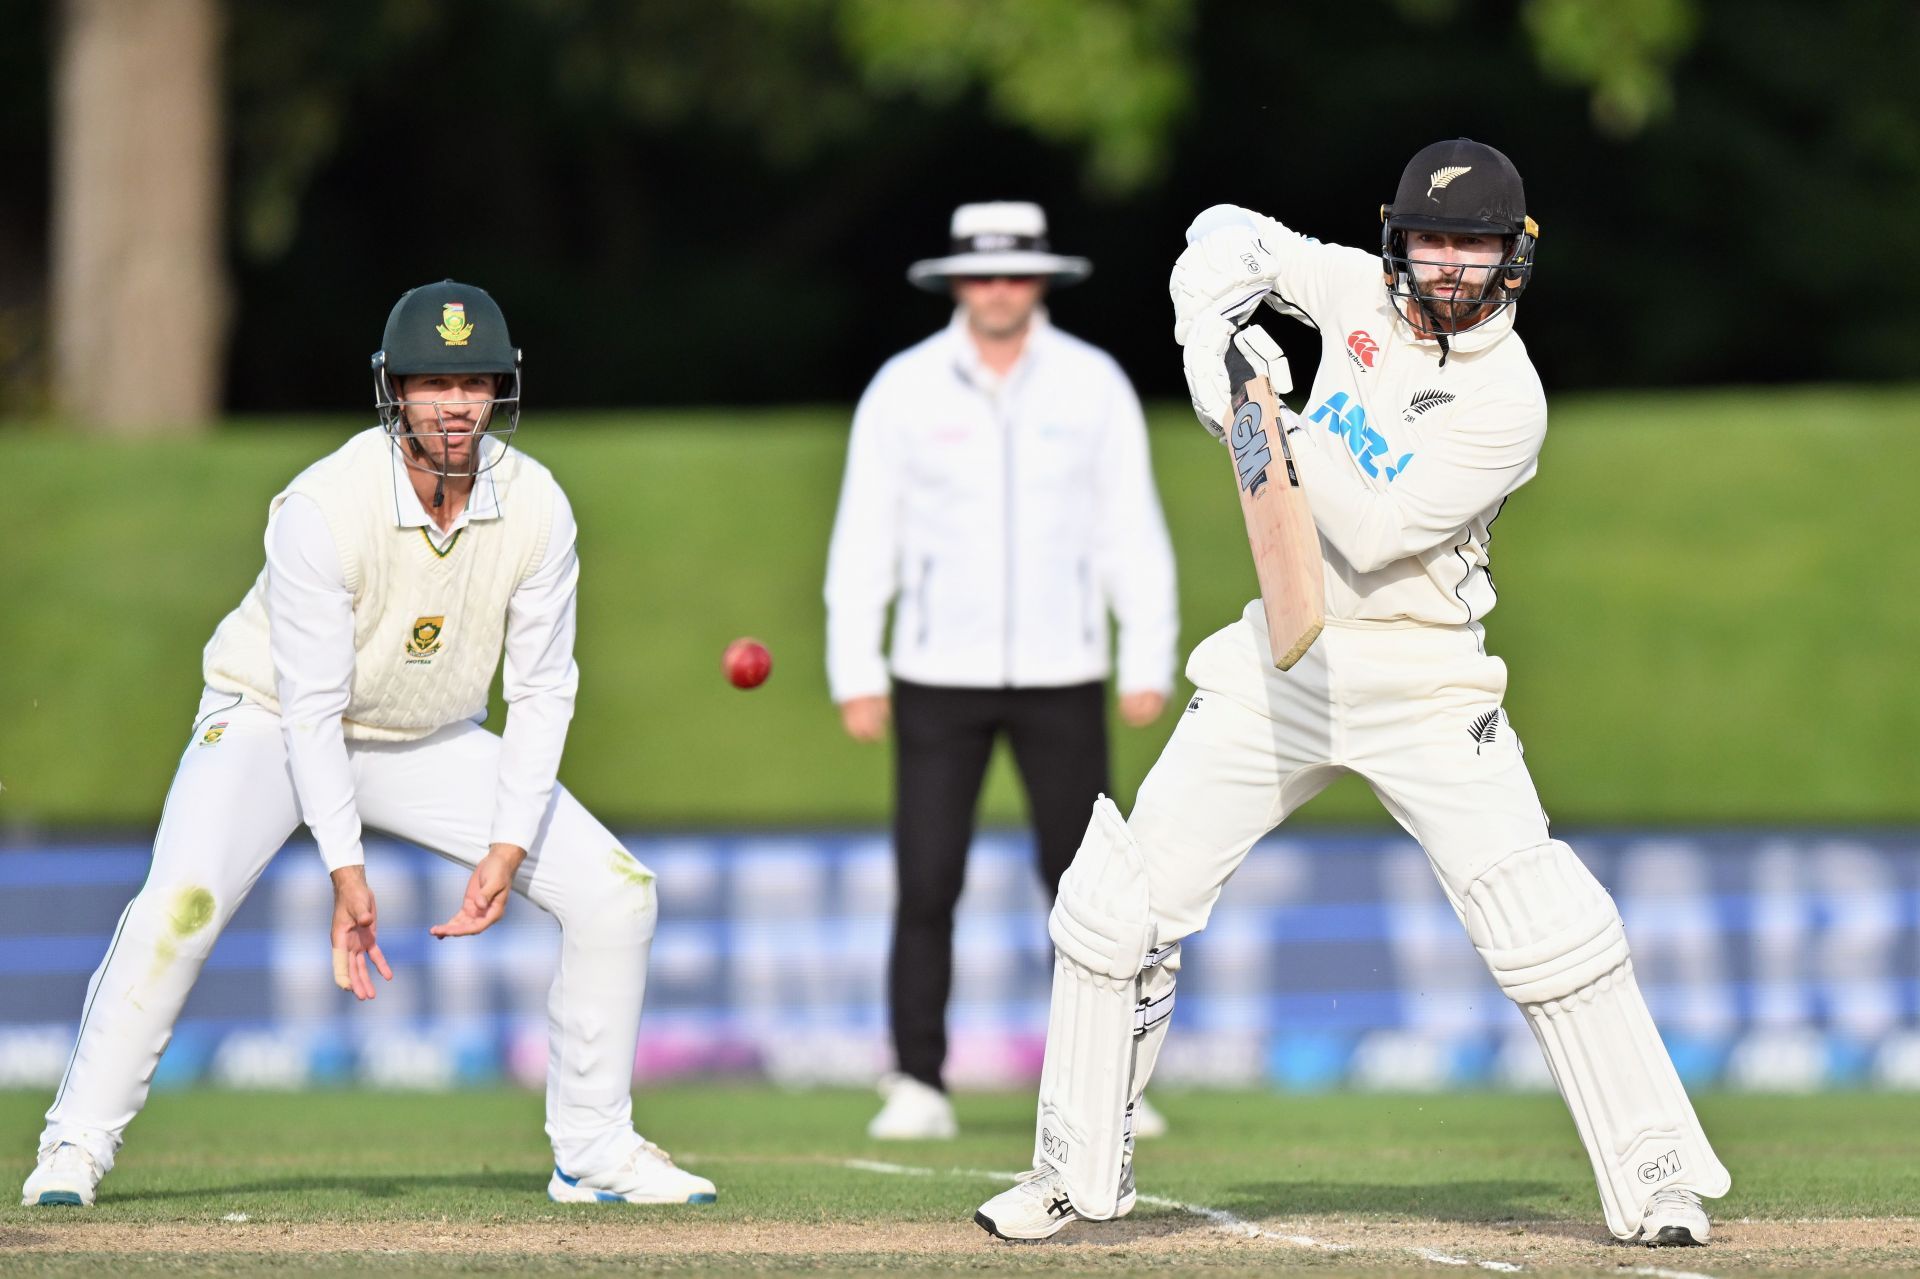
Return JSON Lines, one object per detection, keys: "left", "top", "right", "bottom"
{"left": 888, "top": 678, "right": 1110, "bottom": 1090}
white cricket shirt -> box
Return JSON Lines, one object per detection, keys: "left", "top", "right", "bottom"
{"left": 204, "top": 431, "right": 580, "bottom": 871}
{"left": 1194, "top": 206, "right": 1548, "bottom": 631}
{"left": 824, "top": 309, "right": 1178, "bottom": 701}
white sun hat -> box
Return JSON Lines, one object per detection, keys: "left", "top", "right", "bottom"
{"left": 906, "top": 201, "right": 1093, "bottom": 292}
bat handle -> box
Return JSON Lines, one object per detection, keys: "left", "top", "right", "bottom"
{"left": 1223, "top": 339, "right": 1257, "bottom": 394}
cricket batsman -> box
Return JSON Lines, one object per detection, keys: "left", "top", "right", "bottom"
{"left": 24, "top": 281, "right": 716, "bottom": 1208}
{"left": 974, "top": 139, "right": 1730, "bottom": 1245}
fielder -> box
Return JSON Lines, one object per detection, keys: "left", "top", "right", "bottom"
{"left": 975, "top": 139, "right": 1730, "bottom": 1246}
{"left": 24, "top": 281, "right": 716, "bottom": 1209}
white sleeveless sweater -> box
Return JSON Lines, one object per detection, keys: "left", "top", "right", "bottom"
{"left": 203, "top": 429, "right": 558, "bottom": 741}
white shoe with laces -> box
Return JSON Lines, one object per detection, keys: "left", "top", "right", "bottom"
{"left": 547, "top": 1139, "right": 717, "bottom": 1204}
{"left": 974, "top": 1162, "right": 1135, "bottom": 1241}
{"left": 866, "top": 1074, "right": 957, "bottom": 1140}
{"left": 22, "top": 1142, "right": 103, "bottom": 1207}
{"left": 1637, "top": 1187, "right": 1710, "bottom": 1245}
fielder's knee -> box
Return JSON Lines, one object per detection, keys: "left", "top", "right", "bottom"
{"left": 570, "top": 843, "right": 659, "bottom": 943}
{"left": 135, "top": 881, "right": 225, "bottom": 965}
{"left": 1462, "top": 840, "right": 1629, "bottom": 1006}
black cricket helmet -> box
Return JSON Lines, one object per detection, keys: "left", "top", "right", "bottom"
{"left": 1379, "top": 138, "right": 1540, "bottom": 336}
{"left": 371, "top": 280, "right": 523, "bottom": 479}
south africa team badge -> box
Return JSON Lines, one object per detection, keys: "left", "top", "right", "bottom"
{"left": 435, "top": 302, "right": 472, "bottom": 346}
{"left": 199, "top": 722, "right": 228, "bottom": 746}
{"left": 407, "top": 615, "right": 445, "bottom": 662}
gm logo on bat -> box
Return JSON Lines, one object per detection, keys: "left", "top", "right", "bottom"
{"left": 1231, "top": 398, "right": 1274, "bottom": 498}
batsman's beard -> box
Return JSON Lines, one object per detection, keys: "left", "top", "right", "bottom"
{"left": 1410, "top": 267, "right": 1498, "bottom": 333}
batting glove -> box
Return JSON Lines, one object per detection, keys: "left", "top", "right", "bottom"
{"left": 1183, "top": 323, "right": 1292, "bottom": 439}
{"left": 1170, "top": 216, "right": 1280, "bottom": 346}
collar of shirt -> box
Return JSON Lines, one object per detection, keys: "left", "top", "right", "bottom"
{"left": 943, "top": 305, "right": 1057, "bottom": 393}
{"left": 385, "top": 431, "right": 505, "bottom": 541}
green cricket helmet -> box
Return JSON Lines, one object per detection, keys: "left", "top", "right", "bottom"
{"left": 1379, "top": 138, "right": 1539, "bottom": 341}
{"left": 371, "top": 280, "right": 523, "bottom": 481}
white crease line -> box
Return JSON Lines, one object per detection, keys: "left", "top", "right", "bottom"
{"left": 1412, "top": 1246, "right": 1524, "bottom": 1271}
{"left": 844, "top": 1158, "right": 1343, "bottom": 1253}
{"left": 1737, "top": 1215, "right": 1920, "bottom": 1224}
{"left": 1131, "top": 1191, "right": 1347, "bottom": 1251}
{"left": 840, "top": 1157, "right": 1734, "bottom": 1275}
{"left": 843, "top": 1159, "right": 942, "bottom": 1177}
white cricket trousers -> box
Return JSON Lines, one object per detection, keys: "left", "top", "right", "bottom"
{"left": 42, "top": 689, "right": 659, "bottom": 1178}
{"left": 1134, "top": 607, "right": 1552, "bottom": 936}
{"left": 1123, "top": 607, "right": 1726, "bottom": 1235}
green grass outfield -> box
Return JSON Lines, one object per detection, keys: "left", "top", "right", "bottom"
{"left": 1, "top": 1087, "right": 1916, "bottom": 1274}
{"left": 2, "top": 385, "right": 1915, "bottom": 830}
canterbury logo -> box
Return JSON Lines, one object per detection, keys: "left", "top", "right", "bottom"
{"left": 1427, "top": 165, "right": 1472, "bottom": 198}
{"left": 1406, "top": 389, "right": 1455, "bottom": 418}
{"left": 1469, "top": 708, "right": 1502, "bottom": 754}
{"left": 1346, "top": 330, "right": 1379, "bottom": 369}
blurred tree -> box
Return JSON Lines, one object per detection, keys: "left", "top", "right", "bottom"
{"left": 226, "top": 0, "right": 1195, "bottom": 269}
{"left": 1521, "top": 0, "right": 1698, "bottom": 134}
{"left": 832, "top": 0, "right": 1193, "bottom": 192}
{"left": 0, "top": 0, "right": 50, "bottom": 415}
{"left": 18, "top": 0, "right": 1911, "bottom": 417}
{"left": 1393, "top": 0, "right": 1701, "bottom": 135}
{"left": 52, "top": 0, "right": 224, "bottom": 434}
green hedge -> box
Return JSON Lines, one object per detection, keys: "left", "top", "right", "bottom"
{"left": 3, "top": 386, "right": 1913, "bottom": 830}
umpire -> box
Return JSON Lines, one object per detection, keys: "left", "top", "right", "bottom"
{"left": 825, "top": 202, "right": 1178, "bottom": 1139}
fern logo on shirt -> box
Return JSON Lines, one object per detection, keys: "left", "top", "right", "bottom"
{"left": 1468, "top": 707, "right": 1502, "bottom": 754}
{"left": 1403, "top": 389, "right": 1455, "bottom": 423}
{"left": 406, "top": 615, "right": 445, "bottom": 664}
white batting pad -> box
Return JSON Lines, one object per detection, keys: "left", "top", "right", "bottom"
{"left": 1034, "top": 798, "right": 1163, "bottom": 1219}
{"left": 1463, "top": 841, "right": 1731, "bottom": 1239}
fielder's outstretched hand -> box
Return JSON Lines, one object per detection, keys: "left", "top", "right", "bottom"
{"left": 330, "top": 865, "right": 393, "bottom": 1001}
{"left": 431, "top": 843, "right": 527, "bottom": 939}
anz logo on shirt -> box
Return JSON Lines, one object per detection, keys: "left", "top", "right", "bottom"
{"left": 1308, "top": 392, "right": 1414, "bottom": 482}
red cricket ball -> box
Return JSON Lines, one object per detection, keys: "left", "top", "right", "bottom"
{"left": 722, "top": 638, "right": 772, "bottom": 690}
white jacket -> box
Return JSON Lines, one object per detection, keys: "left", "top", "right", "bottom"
{"left": 824, "top": 310, "right": 1177, "bottom": 700}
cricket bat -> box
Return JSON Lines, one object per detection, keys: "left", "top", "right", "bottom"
{"left": 1224, "top": 341, "right": 1324, "bottom": 670}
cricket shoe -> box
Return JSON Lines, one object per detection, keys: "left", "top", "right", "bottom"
{"left": 974, "top": 1162, "right": 1136, "bottom": 1241}
{"left": 867, "top": 1073, "right": 957, "bottom": 1140}
{"left": 548, "top": 1140, "right": 717, "bottom": 1204}
{"left": 1132, "top": 1094, "right": 1168, "bottom": 1140}
{"left": 1636, "top": 1187, "right": 1710, "bottom": 1246}
{"left": 22, "top": 1142, "right": 102, "bottom": 1207}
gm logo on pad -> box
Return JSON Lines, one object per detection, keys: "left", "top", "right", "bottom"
{"left": 1638, "top": 1149, "right": 1682, "bottom": 1184}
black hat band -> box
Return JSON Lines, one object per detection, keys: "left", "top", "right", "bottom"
{"left": 949, "top": 232, "right": 1048, "bottom": 255}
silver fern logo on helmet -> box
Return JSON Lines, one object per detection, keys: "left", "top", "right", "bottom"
{"left": 1426, "top": 165, "right": 1472, "bottom": 199}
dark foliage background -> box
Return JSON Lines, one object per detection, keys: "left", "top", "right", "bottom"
{"left": 4, "top": 0, "right": 1914, "bottom": 411}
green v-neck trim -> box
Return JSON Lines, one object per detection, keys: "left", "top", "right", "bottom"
{"left": 420, "top": 526, "right": 463, "bottom": 559}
